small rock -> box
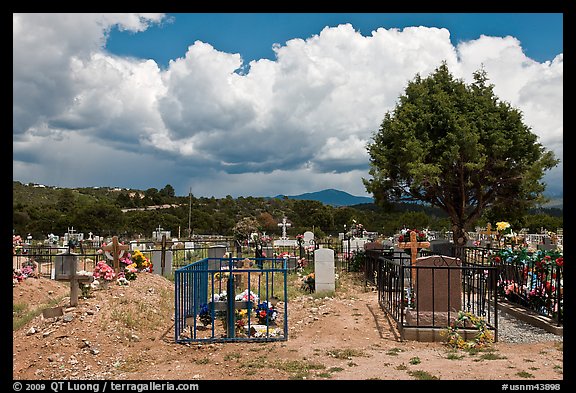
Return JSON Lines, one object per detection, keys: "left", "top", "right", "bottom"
{"left": 26, "top": 327, "right": 37, "bottom": 335}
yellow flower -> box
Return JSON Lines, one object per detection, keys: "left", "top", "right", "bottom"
{"left": 496, "top": 222, "right": 510, "bottom": 232}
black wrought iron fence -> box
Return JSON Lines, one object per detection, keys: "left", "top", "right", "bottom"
{"left": 364, "top": 249, "right": 498, "bottom": 341}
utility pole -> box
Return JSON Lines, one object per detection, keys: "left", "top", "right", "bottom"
{"left": 188, "top": 187, "right": 192, "bottom": 239}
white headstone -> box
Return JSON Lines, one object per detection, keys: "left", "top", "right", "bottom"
{"left": 303, "top": 231, "right": 314, "bottom": 246}
{"left": 314, "top": 248, "right": 335, "bottom": 292}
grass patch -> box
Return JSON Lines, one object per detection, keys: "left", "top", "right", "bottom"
{"left": 275, "top": 359, "right": 326, "bottom": 380}
{"left": 13, "top": 297, "right": 64, "bottom": 331}
{"left": 224, "top": 352, "right": 242, "bottom": 361}
{"left": 446, "top": 351, "right": 465, "bottom": 360}
{"left": 409, "top": 357, "right": 421, "bottom": 365}
{"left": 237, "top": 355, "right": 269, "bottom": 370}
{"left": 327, "top": 348, "right": 368, "bottom": 359}
{"left": 407, "top": 370, "right": 439, "bottom": 380}
{"left": 516, "top": 371, "right": 535, "bottom": 379}
{"left": 386, "top": 348, "right": 404, "bottom": 356}
{"left": 477, "top": 352, "right": 507, "bottom": 361}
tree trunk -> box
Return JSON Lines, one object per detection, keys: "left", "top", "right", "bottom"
{"left": 452, "top": 223, "right": 468, "bottom": 246}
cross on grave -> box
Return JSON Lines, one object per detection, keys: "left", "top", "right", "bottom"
{"left": 232, "top": 258, "right": 262, "bottom": 292}
{"left": 55, "top": 252, "right": 94, "bottom": 307}
{"left": 397, "top": 230, "right": 431, "bottom": 284}
{"left": 479, "top": 223, "right": 498, "bottom": 239}
{"left": 101, "top": 236, "right": 130, "bottom": 273}
{"left": 209, "top": 259, "right": 262, "bottom": 337}
{"left": 277, "top": 217, "right": 291, "bottom": 240}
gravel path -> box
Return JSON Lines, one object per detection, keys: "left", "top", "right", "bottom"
{"left": 496, "top": 310, "right": 563, "bottom": 343}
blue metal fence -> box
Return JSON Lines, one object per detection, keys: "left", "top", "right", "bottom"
{"left": 174, "top": 257, "right": 289, "bottom": 343}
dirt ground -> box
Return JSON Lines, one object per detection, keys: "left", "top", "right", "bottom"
{"left": 12, "top": 271, "right": 564, "bottom": 382}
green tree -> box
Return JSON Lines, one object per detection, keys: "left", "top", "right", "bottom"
{"left": 363, "top": 62, "right": 559, "bottom": 245}
{"left": 159, "top": 184, "right": 176, "bottom": 198}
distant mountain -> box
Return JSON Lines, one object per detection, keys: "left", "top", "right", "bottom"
{"left": 272, "top": 189, "right": 374, "bottom": 206}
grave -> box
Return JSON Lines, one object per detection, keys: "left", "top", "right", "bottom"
{"left": 152, "top": 225, "right": 171, "bottom": 242}
{"left": 405, "top": 255, "right": 462, "bottom": 327}
{"left": 208, "top": 244, "right": 227, "bottom": 270}
{"left": 537, "top": 236, "right": 557, "bottom": 251}
{"left": 303, "top": 231, "right": 314, "bottom": 247}
{"left": 429, "top": 239, "right": 454, "bottom": 257}
{"left": 151, "top": 234, "right": 173, "bottom": 276}
{"left": 101, "top": 236, "right": 130, "bottom": 273}
{"left": 54, "top": 251, "right": 94, "bottom": 307}
{"left": 314, "top": 248, "right": 335, "bottom": 292}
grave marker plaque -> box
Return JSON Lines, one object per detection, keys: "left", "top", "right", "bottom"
{"left": 407, "top": 255, "right": 462, "bottom": 326}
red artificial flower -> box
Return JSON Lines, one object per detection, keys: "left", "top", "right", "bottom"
{"left": 556, "top": 257, "right": 563, "bottom": 267}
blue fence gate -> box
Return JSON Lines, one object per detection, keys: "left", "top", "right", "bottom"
{"left": 175, "top": 256, "right": 289, "bottom": 343}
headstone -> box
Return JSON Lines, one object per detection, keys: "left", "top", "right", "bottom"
{"left": 151, "top": 249, "right": 173, "bottom": 277}
{"left": 303, "top": 231, "right": 314, "bottom": 246}
{"left": 364, "top": 241, "right": 384, "bottom": 251}
{"left": 262, "top": 246, "right": 274, "bottom": 259}
{"left": 429, "top": 239, "right": 453, "bottom": 257}
{"left": 407, "top": 255, "right": 462, "bottom": 326}
{"left": 286, "top": 256, "right": 297, "bottom": 270}
{"left": 314, "top": 248, "right": 335, "bottom": 292}
{"left": 537, "top": 243, "right": 556, "bottom": 251}
{"left": 208, "top": 245, "right": 227, "bottom": 270}
{"left": 42, "top": 306, "right": 64, "bottom": 319}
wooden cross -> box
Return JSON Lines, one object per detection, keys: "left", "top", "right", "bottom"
{"left": 233, "top": 258, "right": 262, "bottom": 292}
{"left": 397, "top": 230, "right": 430, "bottom": 284}
{"left": 101, "top": 236, "right": 130, "bottom": 273}
{"left": 55, "top": 252, "right": 93, "bottom": 307}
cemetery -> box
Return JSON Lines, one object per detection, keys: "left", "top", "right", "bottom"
{"left": 12, "top": 217, "right": 564, "bottom": 380}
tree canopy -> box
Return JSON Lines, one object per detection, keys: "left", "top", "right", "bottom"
{"left": 363, "top": 62, "right": 559, "bottom": 245}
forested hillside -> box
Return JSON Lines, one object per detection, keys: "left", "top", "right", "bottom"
{"left": 13, "top": 181, "right": 562, "bottom": 241}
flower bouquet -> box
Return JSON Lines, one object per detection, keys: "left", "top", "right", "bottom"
{"left": 398, "top": 228, "right": 429, "bottom": 255}
{"left": 93, "top": 260, "right": 116, "bottom": 288}
{"left": 254, "top": 301, "right": 278, "bottom": 325}
{"left": 132, "top": 249, "right": 153, "bottom": 272}
{"left": 198, "top": 303, "right": 212, "bottom": 326}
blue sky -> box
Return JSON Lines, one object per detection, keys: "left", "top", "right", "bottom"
{"left": 106, "top": 13, "right": 563, "bottom": 67}
{"left": 13, "top": 13, "right": 563, "bottom": 200}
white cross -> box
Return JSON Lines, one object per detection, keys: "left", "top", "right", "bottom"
{"left": 277, "top": 217, "right": 292, "bottom": 240}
